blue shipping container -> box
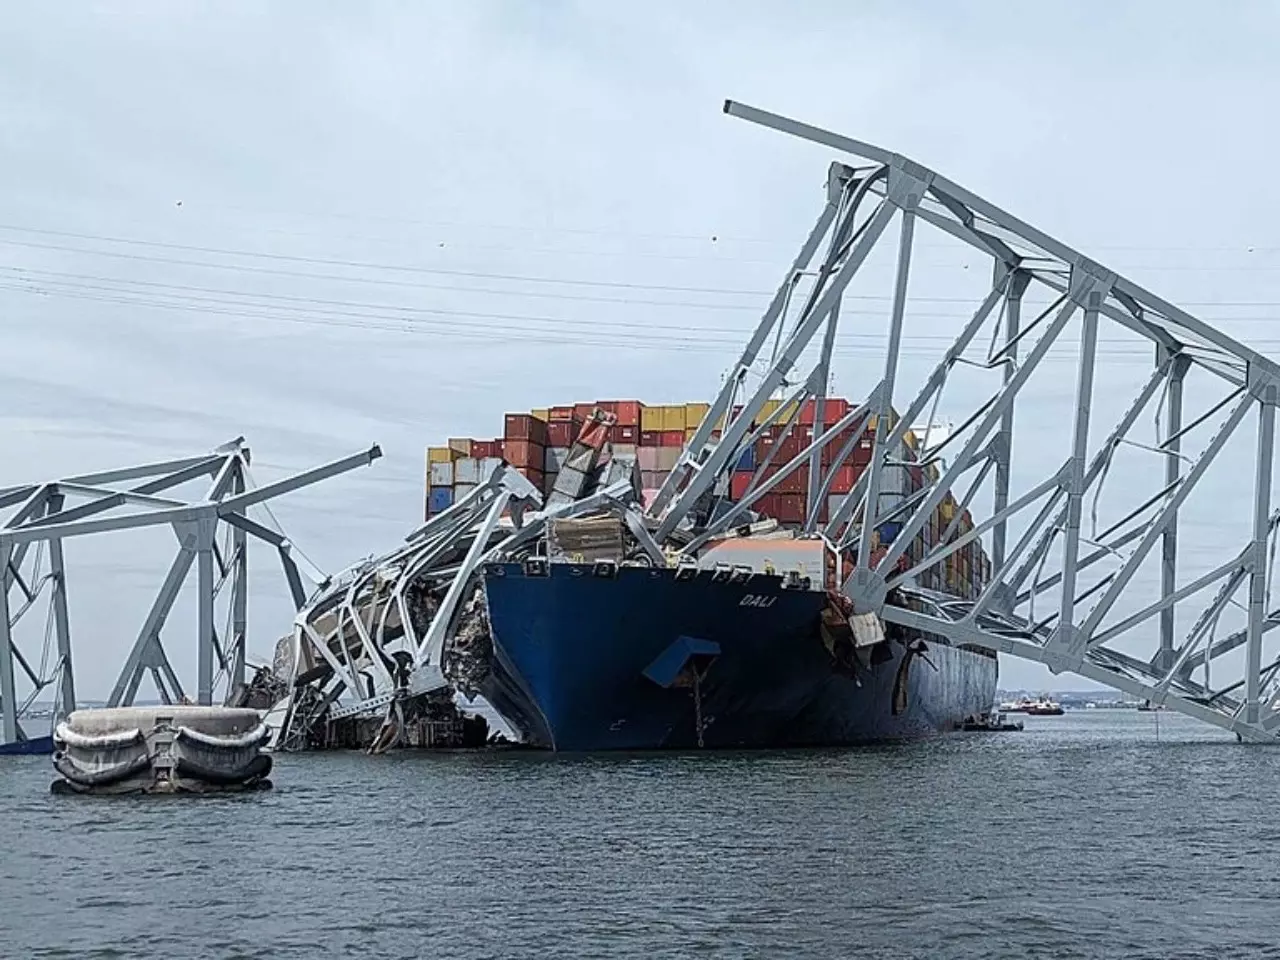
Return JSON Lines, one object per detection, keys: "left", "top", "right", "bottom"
{"left": 878, "top": 520, "right": 903, "bottom": 544}
{"left": 736, "top": 447, "right": 756, "bottom": 471}
{"left": 429, "top": 486, "right": 454, "bottom": 513}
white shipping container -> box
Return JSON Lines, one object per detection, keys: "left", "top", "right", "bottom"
{"left": 429, "top": 461, "right": 453, "bottom": 487}
{"left": 880, "top": 464, "right": 908, "bottom": 496}
{"left": 638, "top": 447, "right": 662, "bottom": 472}
{"left": 545, "top": 447, "right": 570, "bottom": 473}
{"left": 480, "top": 457, "right": 504, "bottom": 481}
{"left": 613, "top": 443, "right": 638, "bottom": 458}
{"left": 455, "top": 483, "right": 477, "bottom": 500}
{"left": 455, "top": 457, "right": 481, "bottom": 485}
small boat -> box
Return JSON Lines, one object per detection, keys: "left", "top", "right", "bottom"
{"left": 51, "top": 705, "right": 272, "bottom": 795}
{"left": 962, "top": 711, "right": 1023, "bottom": 732}
{"left": 1023, "top": 697, "right": 1064, "bottom": 716}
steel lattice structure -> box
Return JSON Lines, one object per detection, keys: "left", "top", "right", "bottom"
{"left": 648, "top": 101, "right": 1280, "bottom": 742}
{"left": 0, "top": 438, "right": 379, "bottom": 748}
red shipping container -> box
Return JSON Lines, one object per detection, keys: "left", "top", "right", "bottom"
{"left": 616, "top": 424, "right": 639, "bottom": 443}
{"left": 640, "top": 431, "right": 662, "bottom": 447}
{"left": 471, "top": 440, "right": 491, "bottom": 459}
{"left": 755, "top": 493, "right": 780, "bottom": 520}
{"left": 549, "top": 405, "right": 575, "bottom": 422}
{"left": 830, "top": 464, "right": 857, "bottom": 494}
{"left": 730, "top": 473, "right": 752, "bottom": 500}
{"left": 573, "top": 402, "right": 596, "bottom": 422}
{"left": 504, "top": 414, "right": 548, "bottom": 446}
{"left": 773, "top": 466, "right": 808, "bottom": 495}
{"left": 547, "top": 420, "right": 580, "bottom": 448}
{"left": 504, "top": 440, "right": 542, "bottom": 469}
{"left": 660, "top": 430, "right": 684, "bottom": 447}
{"left": 492, "top": 439, "right": 505, "bottom": 458}
{"left": 611, "top": 401, "right": 642, "bottom": 427}
{"left": 774, "top": 494, "right": 806, "bottom": 523}
{"left": 821, "top": 397, "right": 851, "bottom": 424}
{"left": 770, "top": 434, "right": 802, "bottom": 462}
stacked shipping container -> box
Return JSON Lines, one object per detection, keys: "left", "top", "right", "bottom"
{"left": 424, "top": 396, "right": 991, "bottom": 600}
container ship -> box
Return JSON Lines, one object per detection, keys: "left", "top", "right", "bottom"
{"left": 426, "top": 397, "right": 998, "bottom": 751}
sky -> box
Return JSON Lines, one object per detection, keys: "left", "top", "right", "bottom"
{"left": 3, "top": 1, "right": 1280, "bottom": 709}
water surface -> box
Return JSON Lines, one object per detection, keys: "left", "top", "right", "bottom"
{"left": 3, "top": 710, "right": 1277, "bottom": 959}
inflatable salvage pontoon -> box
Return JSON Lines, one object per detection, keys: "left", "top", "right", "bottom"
{"left": 51, "top": 706, "right": 273, "bottom": 795}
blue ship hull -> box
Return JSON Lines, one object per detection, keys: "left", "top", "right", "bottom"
{"left": 480, "top": 562, "right": 997, "bottom": 751}
{"left": 0, "top": 734, "right": 53, "bottom": 756}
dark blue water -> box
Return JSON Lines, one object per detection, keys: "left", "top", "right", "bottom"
{"left": 3, "top": 711, "right": 1278, "bottom": 959}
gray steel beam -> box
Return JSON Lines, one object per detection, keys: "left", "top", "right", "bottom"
{"left": 1245, "top": 395, "right": 1276, "bottom": 723}
{"left": 806, "top": 302, "right": 841, "bottom": 528}
{"left": 992, "top": 268, "right": 1028, "bottom": 572}
{"left": 130, "top": 455, "right": 226, "bottom": 495}
{"left": 0, "top": 485, "right": 39, "bottom": 510}
{"left": 223, "top": 510, "right": 287, "bottom": 548}
{"left": 1157, "top": 350, "right": 1191, "bottom": 672}
{"left": 1051, "top": 278, "right": 1105, "bottom": 656}
{"left": 859, "top": 194, "right": 919, "bottom": 569}
{"left": 45, "top": 495, "right": 75, "bottom": 720}
{"left": 62, "top": 452, "right": 231, "bottom": 488}
{"left": 196, "top": 514, "right": 216, "bottom": 705}
{"left": 0, "top": 542, "right": 17, "bottom": 743}
{"left": 230, "top": 465, "right": 248, "bottom": 699}
{"left": 223, "top": 445, "right": 381, "bottom": 511}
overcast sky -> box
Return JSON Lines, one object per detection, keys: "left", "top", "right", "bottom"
{"left": 3, "top": 1, "right": 1280, "bottom": 708}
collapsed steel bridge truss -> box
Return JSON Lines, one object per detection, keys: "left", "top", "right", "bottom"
{"left": 0, "top": 439, "right": 379, "bottom": 747}
{"left": 649, "top": 101, "right": 1280, "bottom": 742}
{"left": 274, "top": 462, "right": 649, "bottom": 744}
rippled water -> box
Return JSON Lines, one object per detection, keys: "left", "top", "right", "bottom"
{"left": 3, "top": 710, "right": 1279, "bottom": 959}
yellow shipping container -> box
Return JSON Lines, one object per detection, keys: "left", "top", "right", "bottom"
{"left": 531, "top": 408, "right": 550, "bottom": 423}
{"left": 684, "top": 402, "right": 710, "bottom": 429}
{"left": 685, "top": 427, "right": 698, "bottom": 442}
{"left": 427, "top": 446, "right": 454, "bottom": 464}
{"left": 661, "top": 405, "right": 686, "bottom": 431}
{"left": 448, "top": 438, "right": 472, "bottom": 456}
{"left": 641, "top": 405, "right": 667, "bottom": 430}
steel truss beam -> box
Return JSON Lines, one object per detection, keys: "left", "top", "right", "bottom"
{"left": 0, "top": 439, "right": 379, "bottom": 746}
{"left": 643, "top": 100, "right": 1280, "bottom": 742}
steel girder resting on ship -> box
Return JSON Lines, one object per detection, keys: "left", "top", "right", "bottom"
{"left": 275, "top": 99, "right": 1280, "bottom": 750}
